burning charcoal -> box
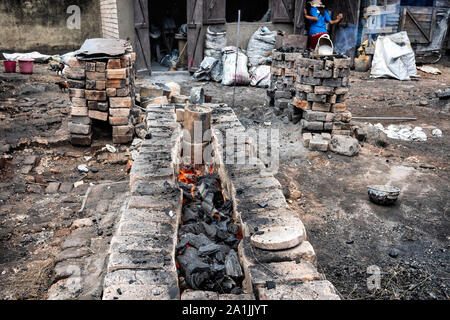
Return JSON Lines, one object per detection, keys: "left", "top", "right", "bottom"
{"left": 227, "top": 224, "right": 239, "bottom": 236}
{"left": 213, "top": 262, "right": 225, "bottom": 273}
{"left": 215, "top": 251, "right": 225, "bottom": 264}
{"left": 216, "top": 229, "right": 230, "bottom": 241}
{"left": 224, "top": 236, "right": 239, "bottom": 249}
{"left": 221, "top": 199, "right": 232, "bottom": 211}
{"left": 202, "top": 198, "right": 217, "bottom": 215}
{"left": 225, "top": 250, "right": 243, "bottom": 279}
{"left": 177, "top": 247, "right": 211, "bottom": 290}
{"left": 198, "top": 243, "right": 229, "bottom": 256}
{"left": 198, "top": 182, "right": 209, "bottom": 199}
{"left": 221, "top": 276, "right": 237, "bottom": 292}
{"left": 182, "top": 205, "right": 199, "bottom": 223}
{"left": 177, "top": 233, "right": 213, "bottom": 251}
{"left": 201, "top": 222, "right": 217, "bottom": 239}
{"left": 180, "top": 222, "right": 205, "bottom": 235}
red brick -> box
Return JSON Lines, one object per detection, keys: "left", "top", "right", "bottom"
{"left": 112, "top": 125, "right": 133, "bottom": 136}
{"left": 107, "top": 59, "right": 122, "bottom": 69}
{"left": 87, "top": 101, "right": 98, "bottom": 110}
{"left": 331, "top": 103, "right": 347, "bottom": 113}
{"left": 311, "top": 102, "right": 331, "bottom": 112}
{"left": 292, "top": 98, "right": 310, "bottom": 110}
{"left": 96, "top": 80, "right": 106, "bottom": 90}
{"left": 71, "top": 97, "right": 86, "bottom": 107}
{"left": 106, "top": 88, "right": 117, "bottom": 97}
{"left": 69, "top": 89, "right": 85, "bottom": 98}
{"left": 106, "top": 79, "right": 127, "bottom": 89}
{"left": 96, "top": 62, "right": 106, "bottom": 73}
{"left": 107, "top": 68, "right": 127, "bottom": 80}
{"left": 71, "top": 107, "right": 88, "bottom": 116}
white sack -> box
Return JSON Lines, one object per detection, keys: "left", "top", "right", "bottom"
{"left": 247, "top": 26, "right": 277, "bottom": 67}
{"left": 221, "top": 47, "right": 250, "bottom": 86}
{"left": 371, "top": 31, "right": 418, "bottom": 81}
{"left": 250, "top": 65, "right": 271, "bottom": 87}
{"left": 3, "top": 51, "right": 52, "bottom": 63}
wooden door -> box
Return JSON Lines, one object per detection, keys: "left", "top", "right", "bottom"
{"left": 271, "top": 0, "right": 295, "bottom": 23}
{"left": 203, "top": 0, "right": 226, "bottom": 24}
{"left": 400, "top": 7, "right": 436, "bottom": 45}
{"left": 294, "top": 0, "right": 307, "bottom": 34}
{"left": 134, "top": 0, "right": 151, "bottom": 74}
{"left": 187, "top": 24, "right": 205, "bottom": 72}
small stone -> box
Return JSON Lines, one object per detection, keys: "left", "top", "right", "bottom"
{"left": 97, "top": 230, "right": 103, "bottom": 236}
{"left": 346, "top": 240, "right": 354, "bottom": 244}
{"left": 258, "top": 201, "right": 269, "bottom": 208}
{"left": 266, "top": 281, "right": 276, "bottom": 290}
{"left": 153, "top": 289, "right": 161, "bottom": 296}
{"left": 77, "top": 164, "right": 89, "bottom": 173}
{"left": 90, "top": 167, "right": 99, "bottom": 173}
{"left": 388, "top": 248, "right": 399, "bottom": 258}
{"left": 117, "top": 288, "right": 122, "bottom": 295}
{"left": 145, "top": 133, "right": 152, "bottom": 140}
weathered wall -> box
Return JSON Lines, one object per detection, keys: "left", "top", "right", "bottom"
{"left": 0, "top": 0, "right": 102, "bottom": 55}
{"left": 220, "top": 22, "right": 294, "bottom": 49}
{"left": 99, "top": 0, "right": 135, "bottom": 48}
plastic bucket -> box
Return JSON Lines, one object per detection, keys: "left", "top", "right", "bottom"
{"left": 3, "top": 60, "right": 16, "bottom": 73}
{"left": 18, "top": 58, "right": 34, "bottom": 74}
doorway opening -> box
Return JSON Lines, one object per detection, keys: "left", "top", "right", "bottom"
{"left": 148, "top": 0, "right": 187, "bottom": 71}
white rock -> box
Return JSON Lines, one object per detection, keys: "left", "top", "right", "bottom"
{"left": 77, "top": 164, "right": 89, "bottom": 173}
{"left": 432, "top": 129, "right": 443, "bottom": 137}
{"left": 251, "top": 226, "right": 303, "bottom": 251}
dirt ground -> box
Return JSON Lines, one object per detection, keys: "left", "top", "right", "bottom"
{"left": 1, "top": 60, "right": 449, "bottom": 300}
{"left": 178, "top": 62, "right": 450, "bottom": 300}
{"left": 0, "top": 65, "right": 130, "bottom": 299}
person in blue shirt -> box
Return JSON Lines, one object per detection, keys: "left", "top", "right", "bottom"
{"left": 304, "top": 0, "right": 343, "bottom": 49}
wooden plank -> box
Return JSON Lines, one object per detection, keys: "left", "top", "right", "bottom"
{"left": 203, "top": 0, "right": 226, "bottom": 24}
{"left": 134, "top": 0, "right": 151, "bottom": 74}
{"left": 363, "top": 27, "right": 394, "bottom": 34}
{"left": 364, "top": 4, "right": 399, "bottom": 16}
{"left": 406, "top": 9, "right": 431, "bottom": 42}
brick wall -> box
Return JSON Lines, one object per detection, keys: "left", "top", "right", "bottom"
{"left": 100, "top": 0, "right": 120, "bottom": 39}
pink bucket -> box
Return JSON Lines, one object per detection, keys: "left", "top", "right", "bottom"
{"left": 18, "top": 58, "right": 34, "bottom": 74}
{"left": 3, "top": 60, "right": 16, "bottom": 73}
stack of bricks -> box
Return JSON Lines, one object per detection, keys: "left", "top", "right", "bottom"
{"left": 266, "top": 50, "right": 303, "bottom": 114}
{"left": 289, "top": 55, "right": 352, "bottom": 151}
{"left": 65, "top": 49, "right": 136, "bottom": 146}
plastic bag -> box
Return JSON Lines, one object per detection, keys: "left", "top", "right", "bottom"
{"left": 250, "top": 65, "right": 271, "bottom": 87}
{"left": 371, "top": 32, "right": 418, "bottom": 81}
{"left": 247, "top": 26, "right": 277, "bottom": 67}
{"left": 193, "top": 56, "right": 222, "bottom": 82}
{"left": 221, "top": 47, "right": 250, "bottom": 86}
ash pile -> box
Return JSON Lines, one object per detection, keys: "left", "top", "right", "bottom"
{"left": 177, "top": 171, "right": 244, "bottom": 294}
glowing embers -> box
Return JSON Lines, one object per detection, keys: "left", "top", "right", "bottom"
{"left": 177, "top": 166, "right": 244, "bottom": 294}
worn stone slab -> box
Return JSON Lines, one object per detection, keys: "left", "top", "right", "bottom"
{"left": 219, "top": 294, "right": 256, "bottom": 300}
{"left": 107, "top": 249, "right": 169, "bottom": 272}
{"left": 103, "top": 269, "right": 178, "bottom": 288}
{"left": 247, "top": 261, "right": 323, "bottom": 288}
{"left": 181, "top": 290, "right": 219, "bottom": 300}
{"left": 55, "top": 247, "right": 92, "bottom": 263}
{"left": 117, "top": 220, "right": 175, "bottom": 238}
{"left": 121, "top": 208, "right": 177, "bottom": 224}
{"left": 45, "top": 182, "right": 60, "bottom": 194}
{"left": 257, "top": 280, "right": 340, "bottom": 300}
{"left": 103, "top": 284, "right": 179, "bottom": 300}
{"left": 127, "top": 192, "right": 179, "bottom": 211}
{"left": 110, "top": 235, "right": 175, "bottom": 254}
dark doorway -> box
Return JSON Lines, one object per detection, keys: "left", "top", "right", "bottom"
{"left": 401, "top": 0, "right": 434, "bottom": 6}
{"left": 226, "top": 0, "right": 269, "bottom": 22}
{"left": 148, "top": 0, "right": 187, "bottom": 71}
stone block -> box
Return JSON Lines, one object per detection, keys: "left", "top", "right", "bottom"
{"left": 110, "top": 97, "right": 132, "bottom": 108}
{"left": 86, "top": 72, "right": 106, "bottom": 81}
{"left": 113, "top": 134, "right": 133, "bottom": 144}
{"left": 314, "top": 86, "right": 335, "bottom": 95}
{"left": 96, "top": 80, "right": 106, "bottom": 90}
{"left": 106, "top": 88, "right": 117, "bottom": 97}
{"left": 331, "top": 103, "right": 347, "bottom": 113}
{"left": 322, "top": 78, "right": 342, "bottom": 87}
{"left": 64, "top": 66, "right": 85, "bottom": 80}
{"left": 67, "top": 79, "right": 85, "bottom": 89}
{"left": 116, "top": 87, "right": 130, "bottom": 97}
{"left": 112, "top": 125, "right": 134, "bottom": 136}
{"left": 87, "top": 101, "right": 98, "bottom": 110}
{"left": 89, "top": 110, "right": 108, "bottom": 121}
{"left": 45, "top": 182, "right": 60, "bottom": 194}
{"left": 96, "top": 62, "right": 106, "bottom": 73}
{"left": 302, "top": 132, "right": 312, "bottom": 148}
{"left": 311, "top": 102, "right": 331, "bottom": 112}
{"left": 85, "top": 62, "right": 96, "bottom": 72}
{"left": 97, "top": 102, "right": 108, "bottom": 112}
{"left": 307, "top": 93, "right": 327, "bottom": 103}
{"left": 68, "top": 122, "right": 91, "bottom": 135}
{"left": 70, "top": 116, "right": 91, "bottom": 125}
{"left": 85, "top": 90, "right": 107, "bottom": 101}
{"left": 109, "top": 108, "right": 130, "bottom": 118}
{"left": 309, "top": 138, "right": 329, "bottom": 151}
{"left": 292, "top": 98, "right": 310, "bottom": 110}
{"left": 71, "top": 107, "right": 88, "bottom": 117}
{"left": 107, "top": 79, "right": 127, "bottom": 88}
{"left": 257, "top": 280, "right": 340, "bottom": 300}
{"left": 69, "top": 88, "right": 85, "bottom": 98}
{"left": 109, "top": 117, "right": 129, "bottom": 126}
{"left": 71, "top": 97, "right": 86, "bottom": 108}
{"left": 70, "top": 133, "right": 92, "bottom": 146}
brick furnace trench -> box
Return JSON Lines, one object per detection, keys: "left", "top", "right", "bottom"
{"left": 98, "top": 97, "right": 341, "bottom": 300}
